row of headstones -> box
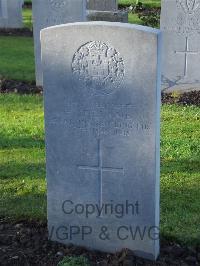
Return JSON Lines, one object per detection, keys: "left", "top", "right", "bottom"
{"left": 1, "top": 0, "right": 199, "bottom": 91}
{"left": 0, "top": 0, "right": 127, "bottom": 29}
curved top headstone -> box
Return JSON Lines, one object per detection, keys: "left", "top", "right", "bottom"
{"left": 32, "top": 0, "right": 87, "bottom": 86}
{"left": 0, "top": 0, "right": 22, "bottom": 28}
{"left": 41, "top": 21, "right": 161, "bottom": 261}
{"left": 161, "top": 0, "right": 200, "bottom": 92}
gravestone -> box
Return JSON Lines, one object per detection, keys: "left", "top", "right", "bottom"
{"left": 0, "top": 0, "right": 23, "bottom": 28}
{"left": 87, "top": 0, "right": 117, "bottom": 11}
{"left": 87, "top": 10, "right": 128, "bottom": 23}
{"left": 87, "top": 0, "right": 128, "bottom": 23}
{"left": 41, "top": 21, "right": 161, "bottom": 260}
{"left": 32, "top": 0, "right": 87, "bottom": 86}
{"left": 161, "top": 0, "right": 200, "bottom": 92}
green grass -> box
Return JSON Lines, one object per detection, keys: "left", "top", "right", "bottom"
{"left": 128, "top": 13, "right": 142, "bottom": 24}
{"left": 0, "top": 94, "right": 199, "bottom": 247}
{"left": 0, "top": 36, "right": 35, "bottom": 82}
{"left": 58, "top": 256, "right": 89, "bottom": 266}
{"left": 24, "top": 0, "right": 32, "bottom": 4}
{"left": 160, "top": 105, "right": 200, "bottom": 245}
{"left": 0, "top": 95, "right": 45, "bottom": 219}
{"left": 119, "top": 0, "right": 161, "bottom": 7}
{"left": 23, "top": 8, "right": 32, "bottom": 29}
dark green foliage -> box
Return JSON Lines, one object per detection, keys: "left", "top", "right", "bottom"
{"left": 58, "top": 256, "right": 89, "bottom": 266}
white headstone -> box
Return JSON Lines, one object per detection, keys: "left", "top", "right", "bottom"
{"left": 0, "top": 0, "right": 22, "bottom": 28}
{"left": 161, "top": 0, "right": 200, "bottom": 92}
{"left": 32, "top": 0, "right": 87, "bottom": 86}
{"left": 41, "top": 21, "right": 161, "bottom": 260}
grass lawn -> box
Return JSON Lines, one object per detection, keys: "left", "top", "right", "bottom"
{"left": 119, "top": 0, "right": 161, "bottom": 7}
{"left": 128, "top": 13, "right": 142, "bottom": 24}
{"left": 0, "top": 95, "right": 46, "bottom": 219}
{"left": 0, "top": 36, "right": 35, "bottom": 82}
{"left": 0, "top": 94, "right": 199, "bottom": 247}
{"left": 23, "top": 8, "right": 32, "bottom": 29}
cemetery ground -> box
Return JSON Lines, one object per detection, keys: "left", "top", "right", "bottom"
{"left": 0, "top": 94, "right": 200, "bottom": 265}
{"left": 0, "top": 1, "right": 200, "bottom": 266}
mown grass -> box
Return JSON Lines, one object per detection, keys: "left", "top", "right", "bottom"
{"left": 0, "top": 95, "right": 46, "bottom": 219}
{"left": 160, "top": 105, "right": 200, "bottom": 245}
{"left": 0, "top": 94, "right": 199, "bottom": 246}
{"left": 0, "top": 36, "right": 35, "bottom": 82}
{"left": 23, "top": 8, "right": 32, "bottom": 29}
{"left": 119, "top": 0, "right": 161, "bottom": 7}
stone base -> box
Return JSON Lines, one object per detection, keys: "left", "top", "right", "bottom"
{"left": 87, "top": 10, "right": 128, "bottom": 23}
{"left": 162, "top": 83, "right": 200, "bottom": 93}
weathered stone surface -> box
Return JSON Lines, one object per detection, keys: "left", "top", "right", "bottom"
{"left": 161, "top": 0, "right": 200, "bottom": 92}
{"left": 87, "top": 0, "right": 118, "bottom": 11}
{"left": 32, "top": 0, "right": 86, "bottom": 86}
{"left": 87, "top": 10, "right": 128, "bottom": 22}
{"left": 41, "top": 21, "right": 161, "bottom": 260}
{"left": 0, "top": 0, "right": 23, "bottom": 29}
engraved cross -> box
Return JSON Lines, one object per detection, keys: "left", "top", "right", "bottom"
{"left": 77, "top": 139, "right": 124, "bottom": 208}
{"left": 175, "top": 37, "right": 200, "bottom": 77}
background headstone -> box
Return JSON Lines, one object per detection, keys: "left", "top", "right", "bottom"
{"left": 87, "top": 0, "right": 118, "bottom": 11}
{"left": 41, "top": 21, "right": 161, "bottom": 260}
{"left": 87, "top": 10, "right": 128, "bottom": 23}
{"left": 87, "top": 0, "right": 128, "bottom": 23}
{"left": 32, "top": 0, "right": 87, "bottom": 86}
{"left": 161, "top": 0, "right": 200, "bottom": 92}
{"left": 0, "top": 0, "right": 23, "bottom": 28}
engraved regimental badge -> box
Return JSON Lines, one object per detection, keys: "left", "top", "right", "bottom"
{"left": 72, "top": 41, "right": 125, "bottom": 95}
{"left": 49, "top": 0, "right": 67, "bottom": 10}
{"left": 176, "top": 0, "right": 200, "bottom": 34}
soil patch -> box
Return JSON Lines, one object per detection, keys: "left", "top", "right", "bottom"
{"left": 162, "top": 91, "right": 200, "bottom": 106}
{"left": 0, "top": 79, "right": 42, "bottom": 94}
{"left": 1, "top": 79, "right": 200, "bottom": 106}
{"left": 0, "top": 219, "right": 199, "bottom": 266}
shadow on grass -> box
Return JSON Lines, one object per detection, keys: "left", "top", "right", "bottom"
{"left": 161, "top": 159, "right": 200, "bottom": 175}
{"left": 0, "top": 136, "right": 44, "bottom": 149}
{"left": 0, "top": 162, "right": 45, "bottom": 180}
{"left": 0, "top": 192, "right": 47, "bottom": 221}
